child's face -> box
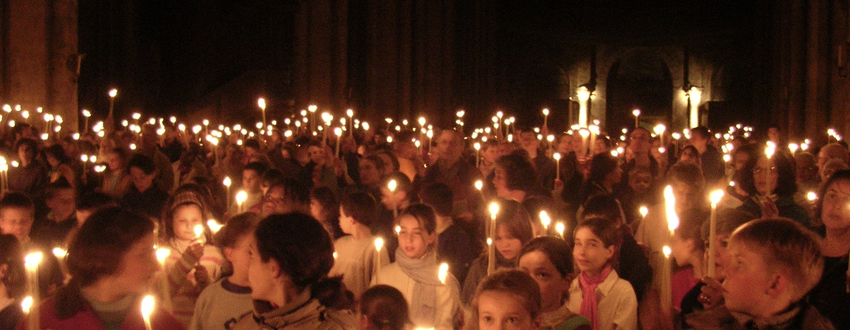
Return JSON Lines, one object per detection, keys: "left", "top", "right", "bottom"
{"left": 397, "top": 215, "right": 435, "bottom": 259}
{"left": 242, "top": 170, "right": 261, "bottom": 194}
{"left": 0, "top": 207, "right": 34, "bottom": 241}
{"left": 226, "top": 234, "right": 254, "bottom": 282}
{"left": 47, "top": 188, "right": 76, "bottom": 219}
{"left": 722, "top": 240, "right": 777, "bottom": 317}
{"left": 705, "top": 233, "right": 733, "bottom": 280}
{"left": 172, "top": 204, "right": 204, "bottom": 241}
{"left": 820, "top": 179, "right": 850, "bottom": 231}
{"left": 519, "top": 251, "right": 569, "bottom": 312}
{"left": 338, "top": 206, "right": 354, "bottom": 234}
{"left": 477, "top": 290, "right": 539, "bottom": 330}
{"left": 110, "top": 233, "right": 159, "bottom": 296}
{"left": 493, "top": 167, "right": 509, "bottom": 198}
{"left": 248, "top": 237, "right": 280, "bottom": 302}
{"left": 495, "top": 225, "right": 523, "bottom": 261}
{"left": 671, "top": 233, "right": 697, "bottom": 267}
{"left": 628, "top": 172, "right": 652, "bottom": 193}
{"left": 573, "top": 227, "right": 615, "bottom": 276}
{"left": 379, "top": 187, "right": 405, "bottom": 210}
{"left": 107, "top": 152, "right": 123, "bottom": 171}
{"left": 130, "top": 167, "right": 155, "bottom": 192}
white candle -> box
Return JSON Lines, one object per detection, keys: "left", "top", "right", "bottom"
{"left": 487, "top": 202, "right": 499, "bottom": 275}
{"left": 632, "top": 109, "right": 640, "bottom": 127}
{"left": 438, "top": 263, "right": 449, "bottom": 284}
{"left": 334, "top": 127, "right": 342, "bottom": 156}
{"left": 223, "top": 177, "right": 232, "bottom": 205}
{"left": 539, "top": 211, "right": 551, "bottom": 235}
{"left": 24, "top": 252, "right": 42, "bottom": 330}
{"left": 388, "top": 180, "right": 398, "bottom": 219}
{"left": 765, "top": 145, "right": 775, "bottom": 196}
{"left": 235, "top": 190, "right": 248, "bottom": 213}
{"left": 542, "top": 108, "right": 549, "bottom": 129}
{"left": 661, "top": 246, "right": 672, "bottom": 313}
{"left": 708, "top": 190, "right": 724, "bottom": 277}
{"left": 553, "top": 153, "right": 561, "bottom": 181}
{"left": 257, "top": 98, "right": 267, "bottom": 129}
{"left": 155, "top": 248, "right": 172, "bottom": 310}
{"left": 141, "top": 295, "right": 155, "bottom": 330}
{"left": 374, "top": 238, "right": 384, "bottom": 283}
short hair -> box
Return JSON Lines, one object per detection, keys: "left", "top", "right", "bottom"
{"left": 419, "top": 183, "right": 453, "bottom": 217}
{"left": 45, "top": 180, "right": 75, "bottom": 200}
{"left": 254, "top": 213, "right": 335, "bottom": 292}
{"left": 43, "top": 144, "right": 70, "bottom": 164}
{"left": 496, "top": 153, "right": 542, "bottom": 193}
{"left": 399, "top": 203, "right": 437, "bottom": 235}
{"left": 340, "top": 191, "right": 377, "bottom": 227}
{"left": 520, "top": 237, "right": 573, "bottom": 278}
{"left": 13, "top": 138, "right": 37, "bottom": 154}
{"left": 127, "top": 153, "right": 156, "bottom": 174}
{"left": 690, "top": 126, "right": 711, "bottom": 140}
{"left": 587, "top": 153, "right": 620, "bottom": 184}
{"left": 495, "top": 199, "right": 534, "bottom": 245}
{"left": 814, "top": 169, "right": 850, "bottom": 224}
{"left": 0, "top": 192, "right": 34, "bottom": 214}
{"left": 472, "top": 269, "right": 542, "bottom": 324}
{"left": 262, "top": 169, "right": 285, "bottom": 187}
{"left": 819, "top": 143, "right": 849, "bottom": 164}
{"left": 363, "top": 154, "right": 387, "bottom": 174}
{"left": 244, "top": 161, "right": 269, "bottom": 177}
{"left": 730, "top": 218, "right": 823, "bottom": 302}
{"left": 269, "top": 178, "right": 311, "bottom": 209}
{"left": 581, "top": 194, "right": 623, "bottom": 223}
{"left": 0, "top": 234, "right": 26, "bottom": 298}
{"left": 66, "top": 207, "right": 155, "bottom": 287}
{"left": 360, "top": 285, "right": 411, "bottom": 330}
{"left": 575, "top": 216, "right": 622, "bottom": 269}
{"left": 214, "top": 212, "right": 260, "bottom": 249}
{"left": 76, "top": 192, "right": 116, "bottom": 212}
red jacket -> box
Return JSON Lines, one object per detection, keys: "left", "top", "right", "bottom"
{"left": 16, "top": 296, "right": 186, "bottom": 330}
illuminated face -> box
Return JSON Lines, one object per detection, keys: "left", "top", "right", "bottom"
{"left": 629, "top": 129, "right": 651, "bottom": 153}
{"left": 495, "top": 225, "right": 523, "bottom": 261}
{"left": 722, "top": 241, "right": 774, "bottom": 316}
{"left": 248, "top": 238, "right": 282, "bottom": 302}
{"left": 558, "top": 135, "right": 575, "bottom": 154}
{"left": 242, "top": 169, "right": 262, "bottom": 193}
{"left": 396, "top": 215, "right": 435, "bottom": 259}
{"left": 0, "top": 207, "right": 34, "bottom": 241}
{"left": 519, "top": 251, "right": 568, "bottom": 312}
{"left": 262, "top": 187, "right": 287, "bottom": 217}
{"left": 705, "top": 233, "right": 733, "bottom": 280}
{"left": 130, "top": 167, "right": 155, "bottom": 192}
{"left": 572, "top": 227, "right": 615, "bottom": 276}
{"left": 477, "top": 291, "right": 538, "bottom": 330}
{"left": 628, "top": 172, "right": 652, "bottom": 193}
{"left": 110, "top": 233, "right": 159, "bottom": 296}
{"left": 752, "top": 157, "right": 778, "bottom": 195}
{"left": 437, "top": 131, "right": 463, "bottom": 163}
{"left": 821, "top": 179, "right": 850, "bottom": 231}
{"left": 172, "top": 204, "right": 204, "bottom": 241}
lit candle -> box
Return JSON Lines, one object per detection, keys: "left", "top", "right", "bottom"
{"left": 207, "top": 220, "right": 223, "bottom": 235}
{"left": 639, "top": 206, "right": 648, "bottom": 221}
{"left": 141, "top": 295, "right": 155, "bottom": 330}
{"left": 438, "top": 263, "right": 449, "bottom": 285}
{"left": 346, "top": 109, "right": 354, "bottom": 134}
{"left": 474, "top": 142, "right": 481, "bottom": 167}
{"left": 708, "top": 190, "right": 724, "bottom": 277}
{"left": 24, "top": 252, "right": 43, "bottom": 330}
{"left": 661, "top": 246, "right": 672, "bottom": 313}
{"left": 555, "top": 222, "right": 565, "bottom": 240}
{"left": 334, "top": 127, "right": 342, "bottom": 156}
{"left": 553, "top": 153, "right": 561, "bottom": 181}
{"left": 487, "top": 202, "right": 499, "bottom": 275}
{"left": 257, "top": 98, "right": 267, "bottom": 129}
{"left": 664, "top": 186, "right": 679, "bottom": 236}
{"left": 108, "top": 88, "right": 118, "bottom": 118}
{"left": 388, "top": 180, "right": 398, "bottom": 219}
{"left": 235, "top": 190, "right": 248, "bottom": 213}
{"left": 155, "top": 248, "right": 172, "bottom": 310}
{"left": 539, "top": 211, "right": 551, "bottom": 235}
{"left": 193, "top": 224, "right": 204, "bottom": 242}
{"left": 81, "top": 109, "right": 91, "bottom": 132}
{"left": 632, "top": 109, "right": 641, "bottom": 127}
{"left": 374, "top": 238, "right": 384, "bottom": 283}
{"left": 223, "top": 177, "right": 232, "bottom": 205}
{"left": 578, "top": 129, "right": 590, "bottom": 158}
{"left": 542, "top": 108, "right": 549, "bottom": 129}
{"left": 765, "top": 145, "right": 775, "bottom": 196}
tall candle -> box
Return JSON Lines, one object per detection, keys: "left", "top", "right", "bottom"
{"left": 223, "top": 177, "right": 231, "bottom": 205}
{"left": 258, "top": 98, "right": 267, "bottom": 129}
{"left": 553, "top": 153, "right": 561, "bottom": 181}
{"left": 438, "top": 263, "right": 449, "bottom": 285}
{"left": 141, "top": 295, "right": 155, "bottom": 330}
{"left": 334, "top": 127, "right": 342, "bottom": 156}
{"left": 708, "top": 190, "right": 725, "bottom": 277}
{"left": 542, "top": 108, "right": 549, "bottom": 129}
{"left": 235, "top": 190, "right": 248, "bottom": 213}
{"left": 539, "top": 211, "right": 551, "bottom": 235}
{"left": 474, "top": 142, "right": 481, "bottom": 168}
{"left": 24, "top": 252, "right": 42, "bottom": 330}
{"left": 487, "top": 202, "right": 499, "bottom": 275}
{"left": 661, "top": 246, "right": 672, "bottom": 313}
{"left": 765, "top": 145, "right": 775, "bottom": 196}
{"left": 388, "top": 180, "right": 398, "bottom": 219}
{"left": 155, "top": 248, "right": 172, "bottom": 310}
{"left": 374, "top": 238, "right": 384, "bottom": 283}
{"left": 632, "top": 109, "right": 640, "bottom": 127}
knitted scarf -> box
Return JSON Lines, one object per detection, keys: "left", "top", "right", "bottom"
{"left": 395, "top": 249, "right": 441, "bottom": 327}
{"left": 579, "top": 264, "right": 613, "bottom": 330}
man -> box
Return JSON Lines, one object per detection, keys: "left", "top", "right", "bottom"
{"left": 139, "top": 124, "right": 175, "bottom": 192}
{"left": 421, "top": 129, "right": 482, "bottom": 219}
{"left": 689, "top": 126, "right": 725, "bottom": 186}
{"left": 518, "top": 128, "right": 557, "bottom": 191}
{"left": 619, "top": 127, "right": 658, "bottom": 192}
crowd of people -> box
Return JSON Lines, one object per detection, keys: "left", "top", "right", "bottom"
{"left": 0, "top": 116, "right": 848, "bottom": 330}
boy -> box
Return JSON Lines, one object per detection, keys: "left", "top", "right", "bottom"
{"left": 329, "top": 191, "right": 390, "bottom": 300}
{"left": 419, "top": 182, "right": 477, "bottom": 284}
{"left": 31, "top": 181, "right": 77, "bottom": 248}
{"left": 0, "top": 192, "right": 35, "bottom": 246}
{"left": 232, "top": 161, "right": 267, "bottom": 214}
{"left": 189, "top": 213, "right": 258, "bottom": 330}
{"left": 688, "top": 218, "right": 834, "bottom": 329}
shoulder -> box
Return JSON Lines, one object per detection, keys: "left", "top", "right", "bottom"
{"left": 318, "top": 308, "right": 358, "bottom": 330}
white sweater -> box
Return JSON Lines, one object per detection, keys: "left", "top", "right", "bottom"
{"left": 188, "top": 278, "right": 253, "bottom": 330}
{"left": 372, "top": 262, "right": 461, "bottom": 330}
{"left": 567, "top": 270, "right": 638, "bottom": 330}
{"left": 329, "top": 235, "right": 390, "bottom": 299}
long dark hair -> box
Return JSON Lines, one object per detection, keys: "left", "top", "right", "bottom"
{"left": 814, "top": 169, "right": 850, "bottom": 227}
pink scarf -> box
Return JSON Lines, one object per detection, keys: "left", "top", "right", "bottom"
{"left": 579, "top": 264, "right": 613, "bottom": 330}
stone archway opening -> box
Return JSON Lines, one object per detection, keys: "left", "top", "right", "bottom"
{"left": 605, "top": 51, "right": 673, "bottom": 133}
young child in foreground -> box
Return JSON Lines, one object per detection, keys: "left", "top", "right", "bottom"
{"left": 472, "top": 269, "right": 542, "bottom": 330}
{"left": 686, "top": 218, "right": 835, "bottom": 330}
{"left": 329, "top": 191, "right": 389, "bottom": 300}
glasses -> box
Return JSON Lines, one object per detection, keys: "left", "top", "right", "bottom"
{"left": 264, "top": 195, "right": 285, "bottom": 204}
{"left": 752, "top": 166, "right": 777, "bottom": 175}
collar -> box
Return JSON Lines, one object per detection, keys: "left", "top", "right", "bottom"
{"left": 731, "top": 303, "right": 801, "bottom": 330}
{"left": 253, "top": 288, "right": 320, "bottom": 328}
{"left": 594, "top": 269, "right": 620, "bottom": 298}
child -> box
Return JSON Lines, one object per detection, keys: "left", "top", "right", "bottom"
{"left": 0, "top": 192, "right": 35, "bottom": 246}
{"left": 518, "top": 237, "right": 591, "bottom": 330}
{"left": 373, "top": 204, "right": 461, "bottom": 330}
{"left": 100, "top": 147, "right": 131, "bottom": 198}
{"left": 122, "top": 154, "right": 168, "bottom": 220}
{"left": 189, "top": 213, "right": 259, "bottom": 330}
{"left": 670, "top": 210, "right": 707, "bottom": 313}
{"left": 232, "top": 162, "right": 267, "bottom": 215}
{"left": 310, "top": 186, "right": 344, "bottom": 240}
{"left": 160, "top": 191, "right": 224, "bottom": 326}
{"left": 358, "top": 285, "right": 411, "bottom": 330}
{"left": 0, "top": 234, "right": 25, "bottom": 329}
{"left": 31, "top": 182, "right": 77, "bottom": 248}
{"left": 329, "top": 191, "right": 389, "bottom": 300}
{"left": 16, "top": 207, "right": 184, "bottom": 330}
{"left": 568, "top": 217, "right": 637, "bottom": 330}
{"left": 420, "top": 182, "right": 477, "bottom": 284}
{"left": 687, "top": 218, "right": 834, "bottom": 329}
{"left": 472, "top": 269, "right": 542, "bottom": 330}
{"left": 462, "top": 198, "right": 534, "bottom": 305}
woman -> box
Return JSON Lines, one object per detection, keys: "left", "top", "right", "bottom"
{"left": 579, "top": 153, "right": 622, "bottom": 205}
{"left": 808, "top": 169, "right": 850, "bottom": 330}
{"left": 493, "top": 153, "right": 547, "bottom": 202}
{"left": 736, "top": 149, "right": 809, "bottom": 225}
{"left": 8, "top": 138, "right": 48, "bottom": 199}
{"left": 43, "top": 144, "right": 77, "bottom": 190}
{"left": 16, "top": 207, "right": 183, "bottom": 330}
{"left": 231, "top": 212, "right": 356, "bottom": 329}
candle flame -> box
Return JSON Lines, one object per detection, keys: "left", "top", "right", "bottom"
{"left": 807, "top": 191, "right": 817, "bottom": 201}
{"left": 193, "top": 224, "right": 204, "bottom": 238}
{"left": 539, "top": 211, "right": 551, "bottom": 228}
{"left": 438, "top": 263, "right": 449, "bottom": 284}
{"left": 486, "top": 238, "right": 492, "bottom": 246}
{"left": 334, "top": 127, "right": 342, "bottom": 137}
{"left": 207, "top": 220, "right": 223, "bottom": 235}
{"left": 374, "top": 238, "right": 384, "bottom": 251}
{"left": 223, "top": 176, "right": 231, "bottom": 187}
{"left": 632, "top": 109, "right": 641, "bottom": 117}
{"left": 257, "top": 98, "right": 266, "bottom": 110}
{"left": 474, "top": 180, "right": 483, "bottom": 191}
{"left": 387, "top": 179, "right": 397, "bottom": 192}
{"left": 639, "top": 206, "right": 648, "bottom": 218}
{"left": 553, "top": 152, "right": 561, "bottom": 160}
{"left": 542, "top": 108, "right": 549, "bottom": 116}
{"left": 710, "top": 190, "right": 725, "bottom": 205}
{"left": 141, "top": 295, "right": 155, "bottom": 318}
{"left": 21, "top": 296, "right": 33, "bottom": 314}
{"left": 662, "top": 246, "right": 672, "bottom": 258}
{"left": 24, "top": 252, "right": 43, "bottom": 269}
{"left": 156, "top": 248, "right": 171, "bottom": 264}
{"left": 235, "top": 190, "right": 248, "bottom": 204}
{"left": 52, "top": 247, "right": 67, "bottom": 259}
{"left": 108, "top": 88, "right": 118, "bottom": 98}
{"left": 664, "top": 185, "right": 679, "bottom": 233}
{"left": 555, "top": 222, "right": 565, "bottom": 237}
{"left": 488, "top": 202, "right": 500, "bottom": 219}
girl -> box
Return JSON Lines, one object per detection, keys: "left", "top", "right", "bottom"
{"left": 100, "top": 147, "right": 130, "bottom": 198}
{"left": 669, "top": 210, "right": 707, "bottom": 315}
{"left": 189, "top": 213, "right": 259, "bottom": 330}
{"left": 358, "top": 285, "right": 411, "bottom": 330}
{"left": 373, "top": 204, "right": 460, "bottom": 330}
{"left": 462, "top": 199, "right": 534, "bottom": 305}
{"left": 518, "top": 237, "right": 591, "bottom": 330}
{"left": 16, "top": 207, "right": 183, "bottom": 329}
{"left": 310, "top": 186, "right": 343, "bottom": 240}
{"left": 44, "top": 144, "right": 77, "bottom": 190}
{"left": 0, "top": 234, "right": 25, "bottom": 329}
{"left": 472, "top": 269, "right": 541, "bottom": 330}
{"left": 569, "top": 217, "right": 637, "bottom": 330}
{"left": 231, "top": 212, "right": 356, "bottom": 329}
{"left": 8, "top": 138, "right": 48, "bottom": 198}
{"left": 160, "top": 190, "right": 224, "bottom": 326}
